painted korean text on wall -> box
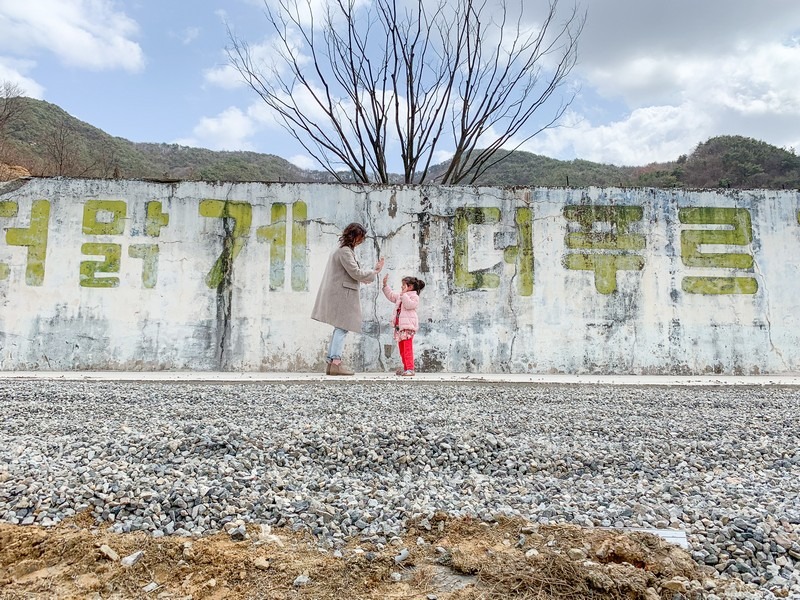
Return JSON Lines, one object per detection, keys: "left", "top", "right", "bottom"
{"left": 0, "top": 198, "right": 768, "bottom": 296}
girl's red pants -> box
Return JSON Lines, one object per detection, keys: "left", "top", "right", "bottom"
{"left": 398, "top": 337, "right": 414, "bottom": 371}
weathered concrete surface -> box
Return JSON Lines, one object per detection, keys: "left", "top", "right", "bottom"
{"left": 0, "top": 178, "right": 798, "bottom": 374}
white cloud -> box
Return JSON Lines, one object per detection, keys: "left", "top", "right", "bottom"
{"left": 0, "top": 0, "right": 143, "bottom": 71}
{"left": 0, "top": 58, "right": 45, "bottom": 98}
{"left": 530, "top": 1, "right": 800, "bottom": 164}
{"left": 262, "top": 0, "right": 370, "bottom": 28}
{"left": 430, "top": 149, "right": 454, "bottom": 167}
{"left": 178, "top": 27, "right": 200, "bottom": 46}
{"left": 524, "top": 105, "right": 712, "bottom": 166}
{"left": 201, "top": 0, "right": 800, "bottom": 166}
{"left": 289, "top": 154, "right": 316, "bottom": 170}
{"left": 208, "top": 29, "right": 311, "bottom": 90}
{"left": 204, "top": 63, "right": 244, "bottom": 90}
{"left": 245, "top": 100, "right": 280, "bottom": 128}
{"left": 175, "top": 106, "right": 256, "bottom": 151}
{"left": 176, "top": 96, "right": 302, "bottom": 151}
{"left": 707, "top": 43, "right": 800, "bottom": 116}
{"left": 206, "top": 41, "right": 276, "bottom": 89}
{"left": 577, "top": 1, "right": 800, "bottom": 68}
{"left": 584, "top": 41, "right": 800, "bottom": 115}
{"left": 178, "top": 78, "right": 349, "bottom": 151}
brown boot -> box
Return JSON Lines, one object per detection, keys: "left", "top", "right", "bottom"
{"left": 325, "top": 362, "right": 331, "bottom": 375}
{"left": 329, "top": 362, "right": 354, "bottom": 376}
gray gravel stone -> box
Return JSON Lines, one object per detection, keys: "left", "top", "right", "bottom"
{"left": 0, "top": 380, "right": 797, "bottom": 598}
{"left": 121, "top": 550, "right": 144, "bottom": 567}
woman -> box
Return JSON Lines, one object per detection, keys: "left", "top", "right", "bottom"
{"left": 311, "top": 222, "right": 384, "bottom": 375}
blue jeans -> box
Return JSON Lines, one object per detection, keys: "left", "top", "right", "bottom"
{"left": 326, "top": 327, "right": 348, "bottom": 362}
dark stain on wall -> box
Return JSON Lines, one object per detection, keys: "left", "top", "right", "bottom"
{"left": 418, "top": 197, "right": 431, "bottom": 273}
{"left": 418, "top": 347, "right": 445, "bottom": 372}
{"left": 214, "top": 215, "right": 235, "bottom": 369}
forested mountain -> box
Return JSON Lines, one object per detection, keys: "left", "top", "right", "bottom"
{"left": 0, "top": 98, "right": 314, "bottom": 182}
{"left": 1, "top": 97, "right": 798, "bottom": 189}
{"left": 454, "top": 137, "right": 800, "bottom": 189}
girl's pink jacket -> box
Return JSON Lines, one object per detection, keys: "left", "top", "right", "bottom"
{"left": 382, "top": 285, "right": 420, "bottom": 332}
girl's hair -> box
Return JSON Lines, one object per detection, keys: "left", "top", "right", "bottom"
{"left": 403, "top": 276, "right": 426, "bottom": 293}
{"left": 339, "top": 222, "right": 367, "bottom": 248}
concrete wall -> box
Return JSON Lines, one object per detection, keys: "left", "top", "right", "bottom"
{"left": 1, "top": 177, "right": 799, "bottom": 374}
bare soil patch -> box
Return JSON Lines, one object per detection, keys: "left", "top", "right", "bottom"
{"left": 0, "top": 512, "right": 738, "bottom": 600}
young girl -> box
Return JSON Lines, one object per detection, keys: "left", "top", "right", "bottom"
{"left": 382, "top": 274, "right": 425, "bottom": 377}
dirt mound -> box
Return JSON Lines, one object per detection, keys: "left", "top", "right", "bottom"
{"left": 0, "top": 163, "right": 30, "bottom": 181}
{"left": 0, "top": 513, "right": 745, "bottom": 599}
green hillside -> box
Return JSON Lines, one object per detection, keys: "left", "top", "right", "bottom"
{"left": 1, "top": 97, "right": 798, "bottom": 189}
{"left": 0, "top": 98, "right": 312, "bottom": 182}
{"left": 444, "top": 137, "right": 800, "bottom": 190}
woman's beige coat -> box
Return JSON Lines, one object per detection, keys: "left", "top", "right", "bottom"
{"left": 311, "top": 246, "right": 377, "bottom": 333}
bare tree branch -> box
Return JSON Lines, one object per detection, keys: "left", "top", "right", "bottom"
{"left": 0, "top": 81, "right": 28, "bottom": 162}
{"left": 0, "top": 81, "right": 25, "bottom": 137}
{"left": 40, "top": 117, "right": 97, "bottom": 177}
{"left": 228, "top": 0, "right": 584, "bottom": 184}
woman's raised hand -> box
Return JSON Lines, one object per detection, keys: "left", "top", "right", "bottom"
{"left": 375, "top": 257, "right": 385, "bottom": 273}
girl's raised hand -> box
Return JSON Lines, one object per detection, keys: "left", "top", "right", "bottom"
{"left": 382, "top": 274, "right": 388, "bottom": 287}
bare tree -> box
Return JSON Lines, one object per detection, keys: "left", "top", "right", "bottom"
{"left": 93, "top": 139, "right": 121, "bottom": 178}
{"left": 41, "top": 117, "right": 96, "bottom": 177}
{"left": 0, "top": 81, "right": 27, "bottom": 162}
{"left": 0, "top": 81, "right": 25, "bottom": 138}
{"left": 228, "top": 0, "right": 584, "bottom": 184}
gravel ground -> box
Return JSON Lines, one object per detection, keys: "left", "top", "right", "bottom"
{"left": 1, "top": 380, "right": 798, "bottom": 598}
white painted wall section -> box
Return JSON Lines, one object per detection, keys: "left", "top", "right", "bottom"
{"left": 0, "top": 178, "right": 798, "bottom": 374}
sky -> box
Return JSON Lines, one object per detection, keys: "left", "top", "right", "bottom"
{"left": 0, "top": 0, "right": 799, "bottom": 171}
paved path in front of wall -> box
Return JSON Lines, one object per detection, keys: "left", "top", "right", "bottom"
{"left": 1, "top": 371, "right": 799, "bottom": 386}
